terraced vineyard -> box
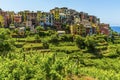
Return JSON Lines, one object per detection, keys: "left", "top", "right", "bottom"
{"left": 1, "top": 28, "right": 120, "bottom": 80}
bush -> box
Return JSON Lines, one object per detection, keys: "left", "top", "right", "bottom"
{"left": 47, "top": 30, "right": 56, "bottom": 36}
{"left": 116, "top": 48, "right": 120, "bottom": 55}
{"left": 43, "top": 41, "right": 49, "bottom": 49}
{"left": 0, "top": 28, "right": 15, "bottom": 53}
{"left": 49, "top": 34, "right": 59, "bottom": 44}
{"left": 26, "top": 27, "right": 30, "bottom": 31}
{"left": 34, "top": 34, "right": 40, "bottom": 42}
{"left": 60, "top": 34, "right": 73, "bottom": 42}
{"left": 84, "top": 36, "right": 97, "bottom": 52}
{"left": 36, "top": 26, "right": 44, "bottom": 32}
{"left": 74, "top": 35, "right": 85, "bottom": 49}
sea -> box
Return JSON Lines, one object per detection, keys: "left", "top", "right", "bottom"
{"left": 111, "top": 26, "right": 120, "bottom": 33}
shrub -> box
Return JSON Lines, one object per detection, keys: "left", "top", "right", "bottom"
{"left": 84, "top": 36, "right": 97, "bottom": 52}
{"left": 116, "top": 48, "right": 120, "bottom": 55}
{"left": 47, "top": 30, "right": 56, "bottom": 36}
{"left": 60, "top": 34, "right": 73, "bottom": 42}
{"left": 43, "top": 41, "right": 49, "bottom": 49}
{"left": 49, "top": 34, "right": 59, "bottom": 44}
{"left": 0, "top": 28, "right": 15, "bottom": 53}
{"left": 34, "top": 34, "right": 40, "bottom": 42}
{"left": 36, "top": 26, "right": 44, "bottom": 32}
{"left": 74, "top": 35, "right": 85, "bottom": 49}
{"left": 26, "top": 27, "right": 30, "bottom": 31}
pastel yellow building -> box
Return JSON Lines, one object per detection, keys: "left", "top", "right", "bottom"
{"left": 70, "top": 24, "right": 86, "bottom": 36}
{"left": 50, "top": 8, "right": 60, "bottom": 20}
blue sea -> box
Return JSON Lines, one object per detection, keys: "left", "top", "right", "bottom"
{"left": 111, "top": 26, "right": 120, "bottom": 33}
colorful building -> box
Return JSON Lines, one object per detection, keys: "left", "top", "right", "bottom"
{"left": 70, "top": 23, "right": 86, "bottom": 36}
{"left": 100, "top": 23, "right": 110, "bottom": 35}
{"left": 0, "top": 7, "right": 110, "bottom": 36}
{"left": 14, "top": 14, "right": 22, "bottom": 23}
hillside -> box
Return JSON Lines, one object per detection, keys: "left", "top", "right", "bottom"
{"left": 0, "top": 28, "right": 120, "bottom": 80}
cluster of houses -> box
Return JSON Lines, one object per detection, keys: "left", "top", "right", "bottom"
{"left": 0, "top": 7, "right": 110, "bottom": 36}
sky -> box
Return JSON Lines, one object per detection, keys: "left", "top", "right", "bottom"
{"left": 0, "top": 0, "right": 120, "bottom": 26}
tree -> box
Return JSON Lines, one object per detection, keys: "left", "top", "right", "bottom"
{"left": 0, "top": 28, "right": 15, "bottom": 53}
{"left": 61, "top": 24, "right": 70, "bottom": 33}
{"left": 0, "top": 15, "right": 4, "bottom": 27}
{"left": 0, "top": 28, "right": 11, "bottom": 39}
{"left": 36, "top": 26, "right": 44, "bottom": 33}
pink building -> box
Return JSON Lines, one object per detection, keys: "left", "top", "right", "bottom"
{"left": 100, "top": 23, "right": 110, "bottom": 35}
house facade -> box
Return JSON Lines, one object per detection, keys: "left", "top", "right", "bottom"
{"left": 100, "top": 23, "right": 110, "bottom": 35}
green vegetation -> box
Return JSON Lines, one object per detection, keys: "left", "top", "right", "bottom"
{"left": 0, "top": 28, "right": 15, "bottom": 53}
{"left": 0, "top": 28, "right": 120, "bottom": 80}
{"left": 75, "top": 35, "right": 85, "bottom": 49}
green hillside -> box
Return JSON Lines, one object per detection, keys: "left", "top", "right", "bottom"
{"left": 0, "top": 28, "right": 120, "bottom": 80}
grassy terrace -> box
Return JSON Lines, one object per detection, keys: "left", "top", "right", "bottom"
{"left": 0, "top": 28, "right": 120, "bottom": 79}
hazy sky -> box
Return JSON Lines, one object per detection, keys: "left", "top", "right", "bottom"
{"left": 0, "top": 0, "right": 120, "bottom": 26}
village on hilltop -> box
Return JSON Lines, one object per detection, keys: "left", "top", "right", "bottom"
{"left": 0, "top": 7, "right": 110, "bottom": 36}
